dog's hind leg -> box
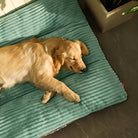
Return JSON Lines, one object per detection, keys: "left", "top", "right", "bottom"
{"left": 41, "top": 91, "right": 56, "bottom": 104}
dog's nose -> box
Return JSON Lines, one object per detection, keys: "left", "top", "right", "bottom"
{"left": 81, "top": 68, "right": 86, "bottom": 72}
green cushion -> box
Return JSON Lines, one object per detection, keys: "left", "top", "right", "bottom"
{"left": 0, "top": 0, "right": 127, "bottom": 138}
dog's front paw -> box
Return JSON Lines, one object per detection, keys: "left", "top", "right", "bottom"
{"left": 63, "top": 92, "right": 80, "bottom": 103}
{"left": 41, "top": 91, "right": 56, "bottom": 104}
{"left": 41, "top": 94, "right": 50, "bottom": 104}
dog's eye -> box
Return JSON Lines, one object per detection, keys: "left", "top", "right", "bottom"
{"left": 68, "top": 57, "right": 75, "bottom": 61}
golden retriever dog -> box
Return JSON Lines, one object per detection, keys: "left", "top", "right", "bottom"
{"left": 0, "top": 37, "right": 89, "bottom": 104}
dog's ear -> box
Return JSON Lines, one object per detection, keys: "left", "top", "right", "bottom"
{"left": 55, "top": 51, "right": 68, "bottom": 70}
{"left": 74, "top": 40, "right": 89, "bottom": 55}
{"left": 53, "top": 50, "right": 65, "bottom": 72}
{"left": 55, "top": 50, "right": 65, "bottom": 65}
{"left": 61, "top": 63, "right": 68, "bottom": 70}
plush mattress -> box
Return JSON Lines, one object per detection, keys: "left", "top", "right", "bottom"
{"left": 0, "top": 0, "right": 127, "bottom": 137}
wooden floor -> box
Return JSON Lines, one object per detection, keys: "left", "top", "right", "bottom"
{"left": 42, "top": 1, "right": 138, "bottom": 138}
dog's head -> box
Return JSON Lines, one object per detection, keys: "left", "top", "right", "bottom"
{"left": 54, "top": 40, "right": 89, "bottom": 73}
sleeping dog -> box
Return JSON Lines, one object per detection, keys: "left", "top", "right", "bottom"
{"left": 0, "top": 37, "right": 89, "bottom": 103}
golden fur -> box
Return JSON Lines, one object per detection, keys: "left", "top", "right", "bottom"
{"left": 0, "top": 37, "right": 89, "bottom": 103}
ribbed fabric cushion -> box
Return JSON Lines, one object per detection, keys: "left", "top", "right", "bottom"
{"left": 0, "top": 0, "right": 127, "bottom": 138}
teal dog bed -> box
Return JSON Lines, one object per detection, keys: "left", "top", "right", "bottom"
{"left": 0, "top": 0, "right": 127, "bottom": 137}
